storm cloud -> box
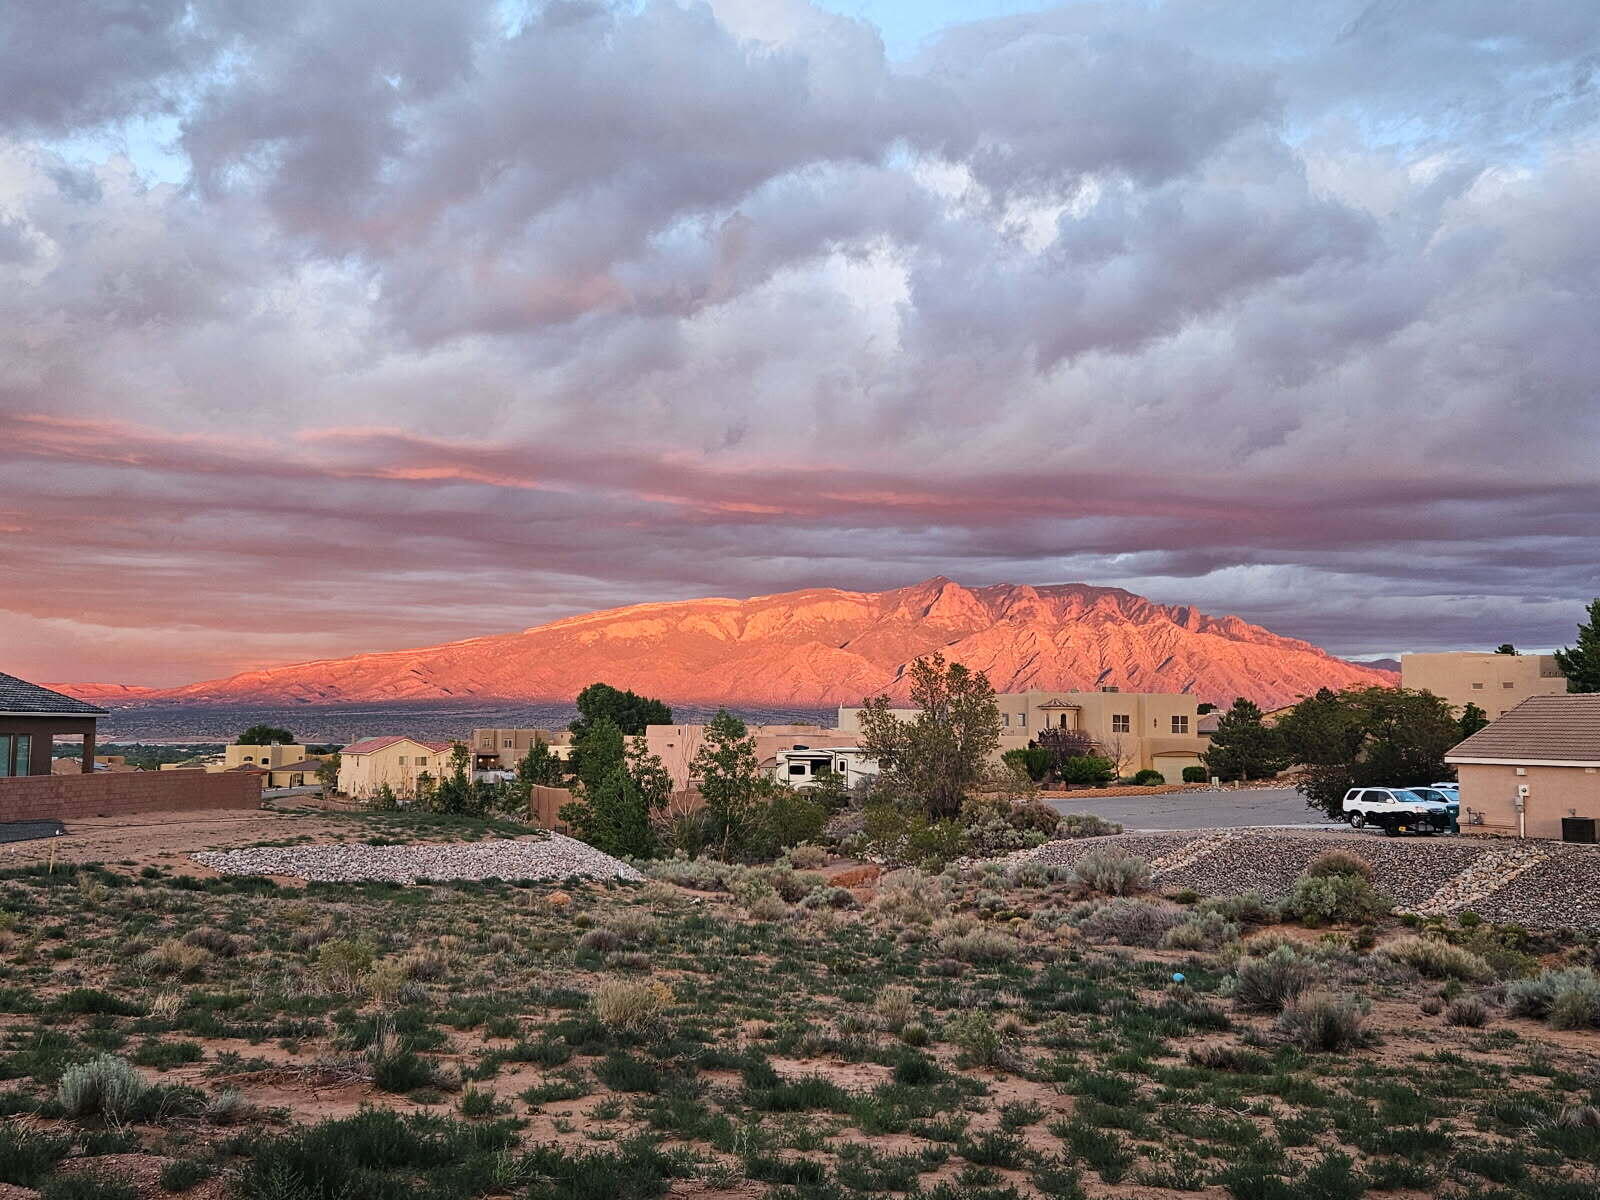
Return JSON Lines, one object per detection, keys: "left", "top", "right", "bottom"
{"left": 1, "top": 0, "right": 1596, "bottom": 684}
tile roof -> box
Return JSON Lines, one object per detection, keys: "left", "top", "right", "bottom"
{"left": 1447, "top": 693, "right": 1600, "bottom": 763}
{"left": 341, "top": 736, "right": 455, "bottom": 756}
{"left": 0, "top": 672, "right": 107, "bottom": 716}
{"left": 271, "top": 759, "right": 325, "bottom": 773}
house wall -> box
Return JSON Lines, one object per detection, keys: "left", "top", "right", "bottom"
{"left": 643, "top": 724, "right": 859, "bottom": 791}
{"left": 338, "top": 741, "right": 451, "bottom": 799}
{"left": 470, "top": 728, "right": 572, "bottom": 770}
{"left": 1455, "top": 762, "right": 1600, "bottom": 840}
{"left": 0, "top": 769, "right": 260, "bottom": 822}
{"left": 1402, "top": 653, "right": 1567, "bottom": 719}
{"left": 221, "top": 744, "right": 308, "bottom": 771}
{"left": 0, "top": 716, "right": 97, "bottom": 776}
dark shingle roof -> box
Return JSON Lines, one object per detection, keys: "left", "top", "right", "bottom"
{"left": 0, "top": 672, "right": 107, "bottom": 717}
{"left": 1447, "top": 693, "right": 1600, "bottom": 763}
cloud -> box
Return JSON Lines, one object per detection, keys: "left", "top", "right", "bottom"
{"left": 1, "top": 0, "right": 1597, "bottom": 684}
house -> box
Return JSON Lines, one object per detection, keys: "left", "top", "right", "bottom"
{"left": 218, "top": 743, "right": 315, "bottom": 772}
{"left": 51, "top": 755, "right": 138, "bottom": 774}
{"left": 772, "top": 746, "right": 880, "bottom": 790}
{"left": 837, "top": 689, "right": 1207, "bottom": 781}
{"left": 336, "top": 737, "right": 457, "bottom": 800}
{"left": 0, "top": 671, "right": 106, "bottom": 778}
{"left": 1444, "top": 694, "right": 1600, "bottom": 841}
{"left": 1402, "top": 652, "right": 1567, "bottom": 720}
{"left": 643, "top": 723, "right": 863, "bottom": 792}
{"left": 468, "top": 728, "right": 573, "bottom": 772}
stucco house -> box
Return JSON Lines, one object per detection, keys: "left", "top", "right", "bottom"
{"left": 1445, "top": 694, "right": 1600, "bottom": 841}
{"left": 0, "top": 671, "right": 106, "bottom": 778}
{"left": 1403, "top": 652, "right": 1567, "bottom": 720}
{"left": 337, "top": 736, "right": 457, "bottom": 800}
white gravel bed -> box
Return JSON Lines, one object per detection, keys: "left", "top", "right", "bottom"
{"left": 193, "top": 834, "right": 644, "bottom": 884}
{"left": 1031, "top": 828, "right": 1600, "bottom": 928}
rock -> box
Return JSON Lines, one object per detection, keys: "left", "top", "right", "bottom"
{"left": 192, "top": 833, "right": 643, "bottom": 884}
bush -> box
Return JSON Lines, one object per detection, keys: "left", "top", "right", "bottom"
{"left": 159, "top": 1155, "right": 216, "bottom": 1192}
{"left": 1182, "top": 766, "right": 1209, "bottom": 783}
{"left": 1003, "top": 747, "right": 1052, "bottom": 783}
{"left": 0, "top": 1126, "right": 71, "bottom": 1187}
{"left": 1505, "top": 967, "right": 1600, "bottom": 1027}
{"left": 1196, "top": 890, "right": 1278, "bottom": 925}
{"left": 1377, "top": 935, "right": 1492, "bottom": 982}
{"left": 939, "top": 927, "right": 1020, "bottom": 964}
{"left": 1058, "top": 756, "right": 1117, "bottom": 786}
{"left": 782, "top": 843, "right": 828, "bottom": 870}
{"left": 1282, "top": 872, "right": 1389, "bottom": 926}
{"left": 747, "top": 893, "right": 789, "bottom": 921}
{"left": 1131, "top": 769, "right": 1165, "bottom": 786}
{"left": 1445, "top": 995, "right": 1488, "bottom": 1027}
{"left": 945, "top": 1011, "right": 1003, "bottom": 1067}
{"left": 57, "top": 1055, "right": 149, "bottom": 1121}
{"left": 42, "top": 1173, "right": 139, "bottom": 1200}
{"left": 592, "top": 980, "right": 672, "bottom": 1031}
{"left": 1277, "top": 991, "right": 1372, "bottom": 1052}
{"left": 1160, "top": 910, "right": 1240, "bottom": 952}
{"left": 1233, "top": 946, "right": 1314, "bottom": 1014}
{"left": 1305, "top": 850, "right": 1374, "bottom": 881}
{"left": 317, "top": 939, "right": 376, "bottom": 992}
{"left": 862, "top": 803, "right": 969, "bottom": 870}
{"left": 874, "top": 985, "right": 917, "bottom": 1032}
{"left": 1057, "top": 812, "right": 1122, "bottom": 838}
{"left": 1069, "top": 849, "right": 1151, "bottom": 895}
{"left": 1078, "top": 899, "right": 1184, "bottom": 948}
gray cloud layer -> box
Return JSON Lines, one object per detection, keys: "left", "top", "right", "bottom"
{"left": 1, "top": 0, "right": 1597, "bottom": 683}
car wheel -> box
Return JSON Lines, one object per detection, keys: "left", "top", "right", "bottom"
{"left": 1382, "top": 825, "right": 1397, "bottom": 837}
{"left": 1348, "top": 813, "right": 1365, "bottom": 829}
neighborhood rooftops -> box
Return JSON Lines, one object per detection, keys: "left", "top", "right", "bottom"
{"left": 340, "top": 736, "right": 455, "bottom": 757}
{"left": 0, "top": 672, "right": 108, "bottom": 718}
{"left": 1446, "top": 694, "right": 1600, "bottom": 767}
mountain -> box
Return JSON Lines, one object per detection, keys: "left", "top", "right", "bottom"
{"left": 56, "top": 578, "right": 1396, "bottom": 710}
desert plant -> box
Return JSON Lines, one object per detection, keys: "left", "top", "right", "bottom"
{"left": 592, "top": 980, "right": 672, "bottom": 1031}
{"left": 1131, "top": 769, "right": 1165, "bottom": 786}
{"left": 57, "top": 1054, "right": 149, "bottom": 1121}
{"left": 1505, "top": 967, "right": 1600, "bottom": 1028}
{"left": 1283, "top": 872, "right": 1389, "bottom": 926}
{"left": 1377, "top": 935, "right": 1492, "bottom": 982}
{"left": 945, "top": 1010, "right": 1003, "bottom": 1067}
{"left": 317, "top": 939, "right": 376, "bottom": 992}
{"left": 1182, "top": 766, "right": 1208, "bottom": 783}
{"left": 1305, "top": 849, "right": 1374, "bottom": 881}
{"left": 1078, "top": 898, "right": 1184, "bottom": 947}
{"left": 782, "top": 843, "right": 828, "bottom": 869}
{"left": 1057, "top": 812, "right": 1123, "bottom": 838}
{"left": 1445, "top": 995, "right": 1489, "bottom": 1027}
{"left": 1069, "top": 849, "right": 1151, "bottom": 896}
{"left": 1160, "top": 910, "right": 1240, "bottom": 952}
{"left": 1233, "top": 945, "right": 1315, "bottom": 1014}
{"left": 874, "top": 985, "right": 917, "bottom": 1031}
{"left": 747, "top": 893, "right": 789, "bottom": 921}
{"left": 1277, "top": 991, "right": 1372, "bottom": 1052}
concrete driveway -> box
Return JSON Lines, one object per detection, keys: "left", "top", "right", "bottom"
{"left": 1043, "top": 786, "right": 1342, "bottom": 832}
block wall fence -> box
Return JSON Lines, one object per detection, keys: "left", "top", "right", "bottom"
{"left": 0, "top": 771, "right": 262, "bottom": 822}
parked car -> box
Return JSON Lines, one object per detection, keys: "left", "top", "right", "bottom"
{"left": 1408, "top": 786, "right": 1461, "bottom": 833}
{"left": 1341, "top": 787, "right": 1454, "bottom": 835}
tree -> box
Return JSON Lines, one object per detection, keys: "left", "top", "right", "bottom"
{"left": 1035, "top": 727, "right": 1099, "bottom": 782}
{"left": 517, "top": 738, "right": 566, "bottom": 788}
{"left": 1276, "top": 687, "right": 1462, "bottom": 818}
{"left": 1201, "top": 698, "right": 1289, "bottom": 782}
{"left": 1196, "top": 702, "right": 1218, "bottom": 715}
{"left": 569, "top": 716, "right": 625, "bottom": 797}
{"left": 856, "top": 654, "right": 1002, "bottom": 819}
{"left": 690, "top": 710, "right": 766, "bottom": 859}
{"left": 568, "top": 683, "right": 673, "bottom": 738}
{"left": 1495, "top": 644, "right": 1518, "bottom": 655}
{"left": 560, "top": 741, "right": 672, "bottom": 859}
{"left": 236, "top": 725, "right": 296, "bottom": 745}
{"left": 316, "top": 753, "right": 341, "bottom": 794}
{"left": 1555, "top": 599, "right": 1600, "bottom": 693}
{"left": 428, "top": 743, "right": 482, "bottom": 815}
{"left": 1457, "top": 702, "right": 1490, "bottom": 739}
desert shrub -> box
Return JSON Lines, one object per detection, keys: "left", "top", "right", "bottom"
{"left": 1131, "top": 769, "right": 1165, "bottom": 786}
{"left": 874, "top": 985, "right": 917, "bottom": 1032}
{"left": 1505, "top": 967, "right": 1600, "bottom": 1028}
{"left": 592, "top": 980, "right": 672, "bottom": 1031}
{"left": 1377, "top": 935, "right": 1492, "bottom": 982}
{"left": 751, "top": 787, "right": 828, "bottom": 858}
{"left": 1058, "top": 756, "right": 1117, "bottom": 785}
{"left": 0, "top": 1126, "right": 71, "bottom": 1187}
{"left": 945, "top": 1011, "right": 1002, "bottom": 1067}
{"left": 398, "top": 948, "right": 449, "bottom": 981}
{"left": 1197, "top": 890, "right": 1278, "bottom": 926}
{"left": 57, "top": 1055, "right": 149, "bottom": 1120}
{"left": 747, "top": 893, "right": 789, "bottom": 921}
{"left": 317, "top": 939, "right": 376, "bottom": 992}
{"left": 1233, "top": 945, "right": 1315, "bottom": 1014}
{"left": 159, "top": 1154, "right": 217, "bottom": 1192}
{"left": 41, "top": 1173, "right": 139, "bottom": 1200}
{"left": 182, "top": 927, "right": 240, "bottom": 957}
{"left": 578, "top": 928, "right": 624, "bottom": 953}
{"left": 204, "top": 1090, "right": 249, "bottom": 1125}
{"left": 1283, "top": 872, "right": 1389, "bottom": 926}
{"left": 370, "top": 1049, "right": 437, "bottom": 1094}
{"left": 1160, "top": 910, "right": 1240, "bottom": 952}
{"left": 1445, "top": 996, "right": 1488, "bottom": 1027}
{"left": 1305, "top": 850, "right": 1374, "bottom": 881}
{"left": 1057, "top": 812, "right": 1123, "bottom": 838}
{"left": 800, "top": 886, "right": 856, "bottom": 911}
{"left": 1069, "top": 849, "right": 1151, "bottom": 896}
{"left": 1003, "top": 747, "right": 1051, "bottom": 782}
{"left": 1277, "top": 991, "right": 1372, "bottom": 1052}
{"left": 143, "top": 939, "right": 209, "bottom": 979}
{"left": 57, "top": 988, "right": 142, "bottom": 1017}
{"left": 782, "top": 843, "right": 828, "bottom": 870}
{"left": 873, "top": 880, "right": 940, "bottom": 925}
{"left": 1079, "top": 899, "right": 1184, "bottom": 947}
{"left": 939, "top": 927, "right": 1019, "bottom": 964}
{"left": 863, "top": 803, "right": 969, "bottom": 870}
{"left": 1182, "top": 766, "right": 1208, "bottom": 783}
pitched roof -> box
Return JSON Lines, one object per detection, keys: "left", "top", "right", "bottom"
{"left": 0, "top": 672, "right": 107, "bottom": 717}
{"left": 341, "top": 736, "right": 455, "bottom": 757}
{"left": 1447, "top": 694, "right": 1600, "bottom": 764}
{"left": 271, "top": 759, "right": 324, "bottom": 772}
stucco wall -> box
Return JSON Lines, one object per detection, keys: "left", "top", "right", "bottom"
{"left": 0, "top": 769, "right": 261, "bottom": 822}
{"left": 1457, "top": 762, "right": 1600, "bottom": 839}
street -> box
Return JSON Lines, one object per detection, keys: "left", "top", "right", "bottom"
{"left": 1043, "top": 786, "right": 1341, "bottom": 832}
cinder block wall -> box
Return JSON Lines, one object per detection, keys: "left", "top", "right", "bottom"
{"left": 0, "top": 771, "right": 262, "bottom": 822}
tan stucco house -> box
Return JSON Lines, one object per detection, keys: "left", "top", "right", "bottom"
{"left": 1445, "top": 694, "right": 1600, "bottom": 841}
{"left": 1402, "top": 652, "right": 1567, "bottom": 720}
{"left": 469, "top": 728, "right": 573, "bottom": 772}
{"left": 337, "top": 736, "right": 456, "bottom": 800}
{"left": 644, "top": 723, "right": 860, "bottom": 792}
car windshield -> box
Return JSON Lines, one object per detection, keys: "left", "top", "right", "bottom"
{"left": 1390, "top": 790, "right": 1429, "bottom": 803}
{"left": 1410, "top": 789, "right": 1448, "bottom": 802}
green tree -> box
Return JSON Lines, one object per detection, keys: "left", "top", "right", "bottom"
{"left": 1457, "top": 702, "right": 1490, "bottom": 739}
{"left": 1201, "top": 698, "right": 1289, "bottom": 782}
{"left": 568, "top": 682, "right": 673, "bottom": 738}
{"left": 560, "top": 741, "right": 672, "bottom": 858}
{"left": 1276, "top": 687, "right": 1462, "bottom": 818}
{"left": 568, "top": 716, "right": 626, "bottom": 797}
{"left": 428, "top": 743, "right": 482, "bottom": 815}
{"left": 1555, "top": 598, "right": 1600, "bottom": 693}
{"left": 690, "top": 710, "right": 765, "bottom": 859}
{"left": 517, "top": 738, "right": 566, "bottom": 787}
{"left": 235, "top": 724, "right": 296, "bottom": 745}
{"left": 856, "top": 653, "right": 1002, "bottom": 819}
{"left": 1196, "top": 702, "right": 1218, "bottom": 714}
{"left": 1495, "top": 644, "right": 1517, "bottom": 655}
{"left": 315, "top": 753, "right": 341, "bottom": 794}
{"left": 1035, "top": 727, "right": 1099, "bottom": 783}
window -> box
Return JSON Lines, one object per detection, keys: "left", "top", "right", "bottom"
{"left": 1502, "top": 682, "right": 1514, "bottom": 689}
{"left": 1111, "top": 714, "right": 1131, "bottom": 733}
{"left": 1472, "top": 682, "right": 1484, "bottom": 689}
{"left": 503, "top": 739, "right": 513, "bottom": 747}
{"left": 1002, "top": 713, "right": 1010, "bottom": 726}
{"left": 0, "top": 735, "right": 11, "bottom": 777}
{"left": 416, "top": 758, "right": 427, "bottom": 768}
{"left": 788, "top": 763, "right": 806, "bottom": 776}
{"left": 1017, "top": 713, "right": 1026, "bottom": 727}
{"left": 1171, "top": 715, "right": 1190, "bottom": 734}
{"left": 398, "top": 756, "right": 407, "bottom": 766}
{"left": 13, "top": 736, "right": 29, "bottom": 775}
{"left": 1058, "top": 713, "right": 1069, "bottom": 728}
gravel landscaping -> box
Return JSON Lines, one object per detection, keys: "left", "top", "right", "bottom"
{"left": 1032, "top": 828, "right": 1600, "bottom": 928}
{"left": 192, "top": 833, "right": 644, "bottom": 883}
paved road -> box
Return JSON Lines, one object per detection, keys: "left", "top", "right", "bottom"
{"left": 1043, "top": 787, "right": 1341, "bottom": 832}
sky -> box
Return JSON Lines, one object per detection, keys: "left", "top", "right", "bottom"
{"left": 2, "top": 0, "right": 1598, "bottom": 686}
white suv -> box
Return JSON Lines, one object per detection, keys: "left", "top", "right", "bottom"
{"left": 1341, "top": 787, "right": 1453, "bottom": 835}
